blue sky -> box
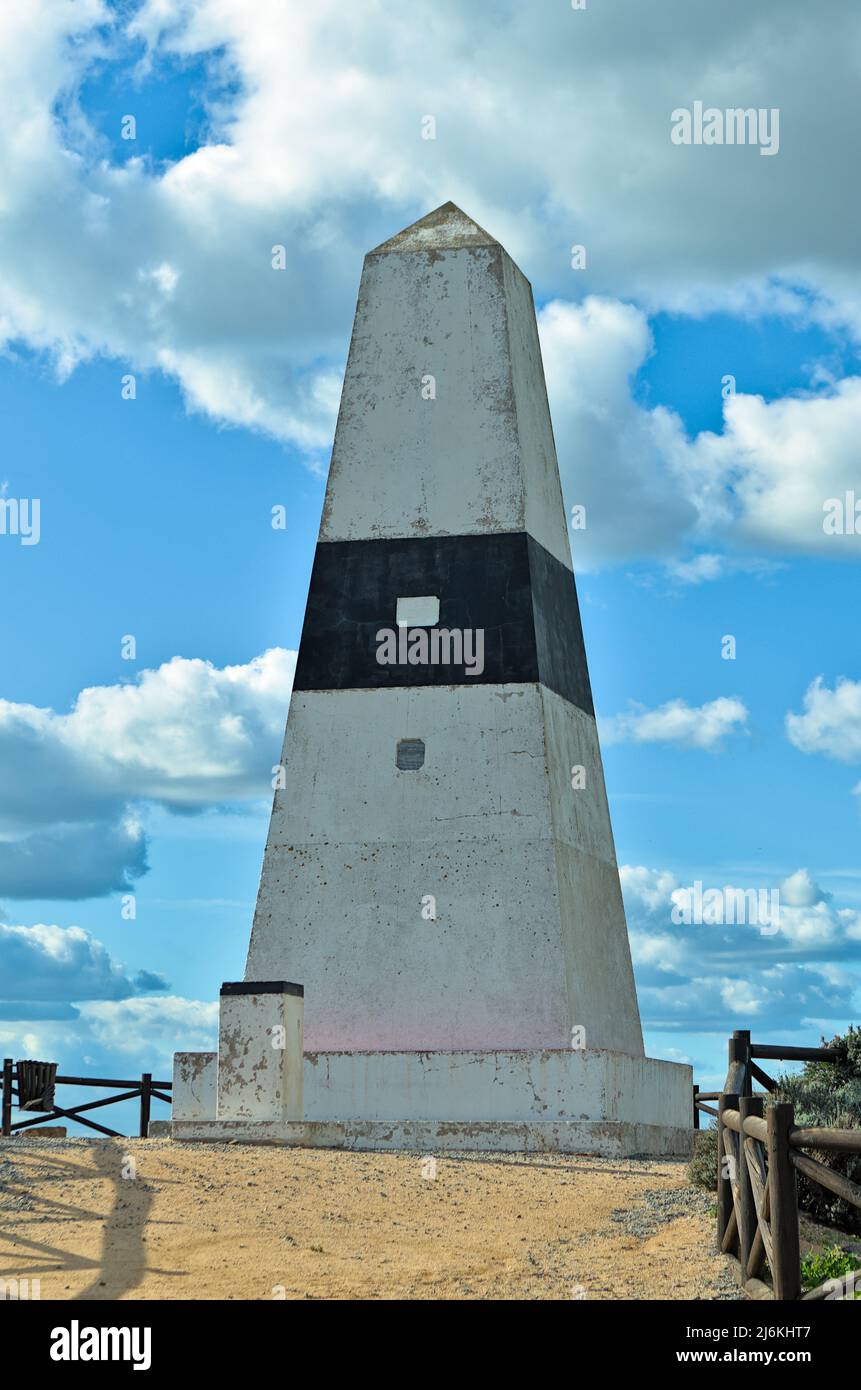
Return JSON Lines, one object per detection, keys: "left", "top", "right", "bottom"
{"left": 1, "top": 1, "right": 860, "bottom": 1128}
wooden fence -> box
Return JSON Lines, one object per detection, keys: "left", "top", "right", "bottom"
{"left": 0, "top": 1058, "right": 171, "bottom": 1139}
{"left": 694, "top": 1030, "right": 861, "bottom": 1300}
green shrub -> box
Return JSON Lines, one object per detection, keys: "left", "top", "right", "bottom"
{"left": 776, "top": 1026, "right": 861, "bottom": 1236}
{"left": 687, "top": 1125, "right": 718, "bottom": 1190}
{"left": 800, "top": 1245, "right": 861, "bottom": 1296}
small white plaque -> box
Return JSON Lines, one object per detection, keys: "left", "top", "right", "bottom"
{"left": 396, "top": 595, "right": 439, "bottom": 627}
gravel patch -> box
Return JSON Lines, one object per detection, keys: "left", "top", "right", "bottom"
{"left": 611, "top": 1184, "right": 714, "bottom": 1239}
{"left": 610, "top": 1184, "right": 743, "bottom": 1300}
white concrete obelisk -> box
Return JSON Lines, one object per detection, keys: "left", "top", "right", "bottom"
{"left": 171, "top": 204, "right": 693, "bottom": 1156}
{"left": 245, "top": 202, "right": 643, "bottom": 1057}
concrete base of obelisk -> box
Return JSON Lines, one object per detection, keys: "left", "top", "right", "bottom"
{"left": 170, "top": 1044, "right": 693, "bottom": 1157}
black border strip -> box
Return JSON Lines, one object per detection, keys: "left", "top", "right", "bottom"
{"left": 221, "top": 981, "right": 304, "bottom": 998}
{"left": 292, "top": 531, "right": 594, "bottom": 715}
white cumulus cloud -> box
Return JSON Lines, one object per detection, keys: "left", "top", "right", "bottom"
{"left": 601, "top": 697, "right": 748, "bottom": 750}
{"left": 0, "top": 921, "right": 167, "bottom": 1018}
{"left": 622, "top": 863, "right": 861, "bottom": 1034}
{"left": 0, "top": 995, "right": 219, "bottom": 1077}
{"left": 0, "top": 647, "right": 295, "bottom": 899}
{"left": 786, "top": 676, "right": 861, "bottom": 764}
{"left": 0, "top": 1, "right": 860, "bottom": 571}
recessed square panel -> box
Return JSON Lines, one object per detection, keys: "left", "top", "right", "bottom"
{"left": 396, "top": 595, "right": 439, "bottom": 627}
{"left": 396, "top": 738, "right": 426, "bottom": 770}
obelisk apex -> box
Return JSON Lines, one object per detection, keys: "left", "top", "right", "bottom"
{"left": 367, "top": 201, "right": 499, "bottom": 255}
{"left": 318, "top": 200, "right": 572, "bottom": 570}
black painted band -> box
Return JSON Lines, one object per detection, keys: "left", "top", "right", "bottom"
{"left": 222, "top": 981, "right": 305, "bottom": 997}
{"left": 292, "top": 531, "right": 594, "bottom": 716}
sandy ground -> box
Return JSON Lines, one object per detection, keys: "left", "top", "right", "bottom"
{"left": 0, "top": 1136, "right": 752, "bottom": 1301}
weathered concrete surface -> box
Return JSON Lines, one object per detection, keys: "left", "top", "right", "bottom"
{"left": 302, "top": 1048, "right": 690, "bottom": 1127}
{"left": 172, "top": 1051, "right": 217, "bottom": 1122}
{"left": 217, "top": 987, "right": 303, "bottom": 1122}
{"left": 320, "top": 203, "right": 571, "bottom": 569}
{"left": 171, "top": 1117, "right": 692, "bottom": 1158}
{"left": 247, "top": 683, "right": 642, "bottom": 1055}
{"left": 244, "top": 204, "right": 644, "bottom": 1063}
{"left": 170, "top": 1047, "right": 692, "bottom": 1155}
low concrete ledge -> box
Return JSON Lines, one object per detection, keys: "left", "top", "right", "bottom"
{"left": 171, "top": 1117, "right": 693, "bottom": 1157}
{"left": 168, "top": 1047, "right": 693, "bottom": 1154}
{"left": 173, "top": 1051, "right": 217, "bottom": 1121}
{"left": 304, "top": 1048, "right": 693, "bottom": 1129}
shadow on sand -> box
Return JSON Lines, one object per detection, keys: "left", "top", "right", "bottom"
{"left": 0, "top": 1139, "right": 184, "bottom": 1298}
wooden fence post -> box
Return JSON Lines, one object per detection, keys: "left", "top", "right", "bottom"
{"left": 2, "top": 1059, "right": 12, "bottom": 1137}
{"left": 693, "top": 1083, "right": 700, "bottom": 1129}
{"left": 767, "top": 1101, "right": 801, "bottom": 1300}
{"left": 743, "top": 1095, "right": 768, "bottom": 1280}
{"left": 717, "top": 1091, "right": 738, "bottom": 1253}
{"left": 737, "top": 1095, "right": 761, "bottom": 1281}
{"left": 730, "top": 1030, "right": 751, "bottom": 1097}
{"left": 139, "top": 1073, "right": 152, "bottom": 1138}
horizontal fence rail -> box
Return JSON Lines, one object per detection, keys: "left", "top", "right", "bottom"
{"left": 694, "top": 1030, "right": 861, "bottom": 1301}
{"left": 1, "top": 1058, "right": 171, "bottom": 1139}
